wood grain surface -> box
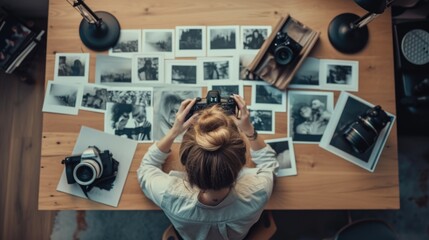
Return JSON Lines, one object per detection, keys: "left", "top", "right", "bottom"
{"left": 39, "top": 0, "right": 399, "bottom": 210}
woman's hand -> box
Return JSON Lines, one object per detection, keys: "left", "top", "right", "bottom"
{"left": 169, "top": 98, "right": 198, "bottom": 138}
{"left": 232, "top": 94, "right": 255, "bottom": 136}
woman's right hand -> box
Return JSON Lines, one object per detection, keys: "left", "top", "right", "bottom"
{"left": 232, "top": 94, "right": 255, "bottom": 136}
{"left": 169, "top": 98, "right": 197, "bottom": 138}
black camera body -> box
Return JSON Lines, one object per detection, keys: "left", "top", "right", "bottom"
{"left": 343, "top": 105, "right": 391, "bottom": 153}
{"left": 270, "top": 31, "right": 303, "bottom": 66}
{"left": 185, "top": 90, "right": 237, "bottom": 120}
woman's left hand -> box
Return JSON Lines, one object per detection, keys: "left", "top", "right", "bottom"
{"left": 169, "top": 98, "right": 197, "bottom": 138}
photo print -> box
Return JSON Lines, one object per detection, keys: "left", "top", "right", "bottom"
{"left": 153, "top": 87, "right": 202, "bottom": 141}
{"left": 319, "top": 59, "right": 359, "bottom": 92}
{"left": 109, "top": 29, "right": 141, "bottom": 57}
{"left": 42, "top": 80, "right": 83, "bottom": 115}
{"left": 175, "top": 26, "right": 206, "bottom": 57}
{"left": 80, "top": 84, "right": 109, "bottom": 113}
{"left": 207, "top": 80, "right": 244, "bottom": 98}
{"left": 238, "top": 53, "right": 264, "bottom": 82}
{"left": 319, "top": 92, "right": 395, "bottom": 172}
{"left": 105, "top": 102, "right": 154, "bottom": 142}
{"left": 165, "top": 60, "right": 198, "bottom": 85}
{"left": 288, "top": 57, "right": 321, "bottom": 89}
{"left": 142, "top": 29, "right": 175, "bottom": 59}
{"left": 107, "top": 86, "right": 153, "bottom": 106}
{"left": 132, "top": 54, "right": 164, "bottom": 84}
{"left": 287, "top": 90, "right": 334, "bottom": 144}
{"left": 207, "top": 26, "right": 239, "bottom": 56}
{"left": 251, "top": 82, "right": 287, "bottom": 112}
{"left": 197, "top": 57, "right": 235, "bottom": 82}
{"left": 95, "top": 55, "right": 132, "bottom": 84}
{"left": 265, "top": 138, "right": 297, "bottom": 177}
{"left": 53, "top": 53, "right": 90, "bottom": 83}
{"left": 240, "top": 26, "right": 272, "bottom": 51}
{"left": 249, "top": 108, "right": 275, "bottom": 134}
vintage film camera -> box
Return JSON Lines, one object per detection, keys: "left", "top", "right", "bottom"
{"left": 62, "top": 146, "right": 119, "bottom": 194}
{"left": 343, "top": 105, "right": 391, "bottom": 153}
{"left": 185, "top": 90, "right": 237, "bottom": 120}
{"left": 270, "top": 31, "right": 303, "bottom": 66}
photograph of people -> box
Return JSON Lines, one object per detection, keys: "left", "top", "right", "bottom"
{"left": 137, "top": 57, "right": 158, "bottom": 81}
{"left": 54, "top": 53, "right": 89, "bottom": 82}
{"left": 249, "top": 109, "right": 274, "bottom": 133}
{"left": 203, "top": 61, "right": 229, "bottom": 80}
{"left": 241, "top": 26, "right": 271, "bottom": 50}
{"left": 320, "top": 59, "right": 359, "bottom": 91}
{"left": 80, "top": 85, "right": 109, "bottom": 112}
{"left": 137, "top": 94, "right": 279, "bottom": 240}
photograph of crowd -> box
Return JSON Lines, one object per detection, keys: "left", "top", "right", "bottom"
{"left": 249, "top": 109, "right": 274, "bottom": 134}
{"left": 42, "top": 81, "right": 82, "bottom": 115}
{"left": 80, "top": 84, "right": 109, "bottom": 112}
{"left": 96, "top": 55, "right": 132, "bottom": 84}
{"left": 142, "top": 29, "right": 174, "bottom": 55}
{"left": 289, "top": 57, "right": 320, "bottom": 89}
{"left": 110, "top": 30, "right": 141, "bottom": 55}
{"left": 241, "top": 26, "right": 271, "bottom": 50}
{"left": 107, "top": 87, "right": 152, "bottom": 106}
{"left": 265, "top": 138, "right": 297, "bottom": 177}
{"left": 165, "top": 60, "right": 198, "bottom": 84}
{"left": 132, "top": 55, "right": 162, "bottom": 82}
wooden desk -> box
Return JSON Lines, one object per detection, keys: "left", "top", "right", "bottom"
{"left": 39, "top": 0, "right": 399, "bottom": 210}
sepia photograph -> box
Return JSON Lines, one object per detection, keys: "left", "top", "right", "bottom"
{"left": 175, "top": 26, "right": 206, "bottom": 57}
{"left": 142, "top": 29, "right": 175, "bottom": 59}
{"left": 265, "top": 137, "right": 297, "bottom": 177}
{"left": 197, "top": 57, "right": 235, "bottom": 82}
{"left": 165, "top": 60, "right": 198, "bottom": 85}
{"left": 289, "top": 57, "right": 321, "bottom": 89}
{"left": 238, "top": 53, "right": 264, "bottom": 82}
{"left": 249, "top": 108, "right": 275, "bottom": 134}
{"left": 240, "top": 26, "right": 272, "bottom": 50}
{"left": 287, "top": 90, "right": 334, "bottom": 144}
{"left": 132, "top": 54, "right": 164, "bottom": 84}
{"left": 80, "top": 84, "right": 109, "bottom": 113}
{"left": 319, "top": 92, "right": 396, "bottom": 172}
{"left": 207, "top": 81, "right": 243, "bottom": 98}
{"left": 54, "top": 53, "right": 90, "bottom": 83}
{"left": 95, "top": 55, "right": 132, "bottom": 84}
{"left": 251, "top": 82, "right": 287, "bottom": 112}
{"left": 109, "top": 29, "right": 141, "bottom": 57}
{"left": 319, "top": 59, "right": 359, "bottom": 92}
{"left": 207, "top": 26, "right": 239, "bottom": 56}
{"left": 42, "top": 80, "right": 82, "bottom": 115}
{"left": 105, "top": 102, "right": 154, "bottom": 142}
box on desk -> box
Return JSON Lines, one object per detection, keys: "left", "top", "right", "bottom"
{"left": 247, "top": 15, "right": 320, "bottom": 90}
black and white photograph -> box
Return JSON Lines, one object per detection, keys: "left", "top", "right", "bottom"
{"left": 265, "top": 138, "right": 297, "bottom": 177}
{"left": 319, "top": 59, "right": 359, "bottom": 92}
{"left": 142, "top": 29, "right": 175, "bottom": 59}
{"left": 53, "top": 53, "right": 89, "bottom": 83}
{"left": 249, "top": 108, "right": 275, "bottom": 134}
{"left": 95, "top": 55, "right": 132, "bottom": 84}
{"left": 207, "top": 81, "right": 243, "bottom": 98}
{"left": 107, "top": 86, "right": 153, "bottom": 106}
{"left": 319, "top": 92, "right": 395, "bottom": 172}
{"left": 175, "top": 26, "right": 206, "bottom": 57}
{"left": 207, "top": 26, "right": 239, "bottom": 56}
{"left": 251, "top": 82, "right": 287, "bottom": 112}
{"left": 287, "top": 90, "right": 334, "bottom": 144}
{"left": 56, "top": 126, "right": 137, "bottom": 207}
{"left": 109, "top": 29, "right": 141, "bottom": 57}
{"left": 289, "top": 57, "right": 321, "bottom": 89}
{"left": 132, "top": 54, "right": 163, "bottom": 84}
{"left": 153, "top": 87, "right": 202, "bottom": 141}
{"left": 197, "top": 57, "right": 235, "bottom": 82}
{"left": 80, "top": 84, "right": 109, "bottom": 113}
{"left": 165, "top": 60, "right": 198, "bottom": 85}
{"left": 238, "top": 53, "right": 264, "bottom": 82}
{"left": 42, "top": 80, "right": 83, "bottom": 115}
{"left": 105, "top": 102, "right": 154, "bottom": 142}
{"left": 240, "top": 26, "right": 271, "bottom": 50}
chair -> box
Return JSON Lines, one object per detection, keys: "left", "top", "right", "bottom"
{"left": 333, "top": 219, "right": 399, "bottom": 240}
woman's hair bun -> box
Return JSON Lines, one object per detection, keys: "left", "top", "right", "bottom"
{"left": 194, "top": 107, "right": 232, "bottom": 151}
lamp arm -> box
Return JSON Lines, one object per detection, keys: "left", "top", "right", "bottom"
{"left": 66, "top": 0, "right": 102, "bottom": 26}
{"left": 351, "top": 0, "right": 395, "bottom": 29}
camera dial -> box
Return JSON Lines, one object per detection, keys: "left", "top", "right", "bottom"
{"left": 73, "top": 148, "right": 103, "bottom": 186}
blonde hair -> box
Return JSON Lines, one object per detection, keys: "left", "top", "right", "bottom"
{"left": 179, "top": 105, "right": 246, "bottom": 190}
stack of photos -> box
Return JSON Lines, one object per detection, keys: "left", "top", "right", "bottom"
{"left": 319, "top": 92, "right": 396, "bottom": 172}
{"left": 265, "top": 138, "right": 297, "bottom": 177}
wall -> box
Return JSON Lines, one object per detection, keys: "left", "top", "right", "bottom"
{"left": 0, "top": 0, "right": 48, "bottom": 18}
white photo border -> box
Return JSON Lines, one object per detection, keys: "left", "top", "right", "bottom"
{"left": 197, "top": 57, "right": 236, "bottom": 83}
{"left": 132, "top": 54, "right": 164, "bottom": 84}
{"left": 207, "top": 25, "right": 239, "bottom": 56}
{"left": 80, "top": 83, "right": 110, "bottom": 113}
{"left": 251, "top": 82, "right": 287, "bottom": 112}
{"left": 265, "top": 137, "right": 297, "bottom": 177}
{"left": 165, "top": 59, "right": 199, "bottom": 85}
{"left": 319, "top": 59, "right": 359, "bottom": 92}
{"left": 42, "top": 80, "right": 83, "bottom": 115}
{"left": 175, "top": 26, "right": 207, "bottom": 57}
{"left": 53, "top": 53, "right": 90, "bottom": 83}
{"left": 240, "top": 25, "right": 272, "bottom": 51}
{"left": 108, "top": 29, "right": 142, "bottom": 57}
{"left": 248, "top": 106, "right": 275, "bottom": 134}
{"left": 141, "top": 29, "right": 175, "bottom": 59}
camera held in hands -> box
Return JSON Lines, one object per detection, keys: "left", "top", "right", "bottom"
{"left": 185, "top": 90, "right": 237, "bottom": 120}
{"left": 343, "top": 105, "right": 391, "bottom": 154}
{"left": 270, "top": 31, "right": 303, "bottom": 66}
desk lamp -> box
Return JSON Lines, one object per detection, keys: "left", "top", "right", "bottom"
{"left": 66, "top": 0, "right": 121, "bottom": 51}
{"left": 327, "top": 0, "right": 394, "bottom": 54}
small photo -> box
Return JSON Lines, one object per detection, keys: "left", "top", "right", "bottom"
{"left": 109, "top": 29, "right": 141, "bottom": 57}
{"left": 175, "top": 26, "right": 206, "bottom": 57}
{"left": 320, "top": 59, "right": 359, "bottom": 92}
{"left": 240, "top": 26, "right": 272, "bottom": 50}
{"left": 287, "top": 90, "right": 334, "bottom": 144}
{"left": 237, "top": 53, "right": 264, "bottom": 82}
{"left": 95, "top": 55, "right": 132, "bottom": 84}
{"left": 251, "top": 82, "right": 287, "bottom": 112}
{"left": 197, "top": 57, "right": 235, "bottom": 82}
{"left": 132, "top": 54, "right": 164, "bottom": 84}
{"left": 80, "top": 84, "right": 109, "bottom": 113}
{"left": 249, "top": 108, "right": 275, "bottom": 134}
{"left": 107, "top": 86, "right": 153, "bottom": 106}
{"left": 105, "top": 102, "right": 154, "bottom": 142}
{"left": 206, "top": 81, "right": 244, "bottom": 98}
{"left": 53, "top": 53, "right": 90, "bottom": 83}
{"left": 265, "top": 138, "right": 297, "bottom": 177}
{"left": 165, "top": 60, "right": 198, "bottom": 85}
{"left": 141, "top": 29, "right": 175, "bottom": 59}
{"left": 289, "top": 57, "right": 321, "bottom": 89}
{"left": 42, "top": 80, "right": 82, "bottom": 115}
{"left": 207, "top": 26, "right": 239, "bottom": 56}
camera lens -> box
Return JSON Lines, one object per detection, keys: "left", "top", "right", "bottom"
{"left": 73, "top": 160, "right": 101, "bottom": 186}
{"left": 274, "top": 46, "right": 293, "bottom": 66}
{"left": 343, "top": 122, "right": 378, "bottom": 153}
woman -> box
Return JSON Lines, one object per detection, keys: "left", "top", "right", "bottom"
{"left": 137, "top": 95, "right": 278, "bottom": 240}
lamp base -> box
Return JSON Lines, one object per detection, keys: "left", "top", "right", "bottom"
{"left": 79, "top": 11, "right": 121, "bottom": 52}
{"left": 328, "top": 13, "right": 369, "bottom": 54}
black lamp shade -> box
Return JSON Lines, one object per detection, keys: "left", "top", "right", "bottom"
{"left": 354, "top": 0, "right": 387, "bottom": 14}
